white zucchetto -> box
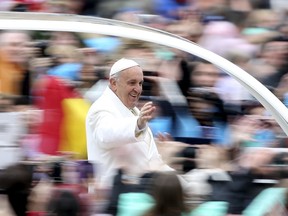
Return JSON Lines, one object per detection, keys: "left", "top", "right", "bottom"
{"left": 110, "top": 58, "right": 139, "bottom": 76}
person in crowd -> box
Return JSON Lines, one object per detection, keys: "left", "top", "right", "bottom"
{"left": 17, "top": 102, "right": 43, "bottom": 161}
{"left": 215, "top": 51, "right": 254, "bottom": 108}
{"left": 242, "top": 103, "right": 278, "bottom": 147}
{"left": 32, "top": 74, "right": 80, "bottom": 156}
{"left": 0, "top": 30, "right": 32, "bottom": 99}
{"left": 209, "top": 146, "right": 276, "bottom": 215}
{"left": 86, "top": 58, "right": 173, "bottom": 189}
{"left": 185, "top": 88, "right": 230, "bottom": 145}
{"left": 46, "top": 190, "right": 81, "bottom": 216}
{"left": 143, "top": 171, "right": 190, "bottom": 216}
{"left": 249, "top": 36, "right": 288, "bottom": 89}
{"left": 0, "top": 163, "right": 33, "bottom": 216}
{"left": 174, "top": 60, "right": 231, "bottom": 146}
{"left": 198, "top": 20, "right": 257, "bottom": 59}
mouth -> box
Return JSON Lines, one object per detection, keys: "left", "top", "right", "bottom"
{"left": 130, "top": 93, "right": 138, "bottom": 99}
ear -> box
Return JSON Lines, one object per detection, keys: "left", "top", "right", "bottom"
{"left": 109, "top": 78, "right": 117, "bottom": 91}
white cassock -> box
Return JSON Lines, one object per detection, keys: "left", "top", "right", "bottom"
{"left": 86, "top": 87, "right": 172, "bottom": 187}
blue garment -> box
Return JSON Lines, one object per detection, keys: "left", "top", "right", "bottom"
{"left": 153, "top": 0, "right": 188, "bottom": 19}
{"left": 84, "top": 37, "right": 121, "bottom": 53}
{"left": 213, "top": 121, "right": 231, "bottom": 146}
{"left": 149, "top": 117, "right": 173, "bottom": 136}
{"left": 174, "top": 113, "right": 231, "bottom": 146}
{"left": 175, "top": 113, "right": 202, "bottom": 138}
{"left": 47, "top": 63, "right": 82, "bottom": 81}
{"left": 248, "top": 129, "right": 276, "bottom": 147}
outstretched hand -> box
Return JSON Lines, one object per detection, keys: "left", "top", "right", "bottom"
{"left": 157, "top": 132, "right": 173, "bottom": 142}
{"left": 137, "top": 101, "right": 156, "bottom": 130}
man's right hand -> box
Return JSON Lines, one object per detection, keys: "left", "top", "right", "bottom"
{"left": 137, "top": 101, "right": 156, "bottom": 130}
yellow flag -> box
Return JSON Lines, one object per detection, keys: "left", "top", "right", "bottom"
{"left": 60, "top": 98, "right": 91, "bottom": 159}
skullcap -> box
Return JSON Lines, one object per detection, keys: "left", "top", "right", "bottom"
{"left": 110, "top": 58, "right": 139, "bottom": 76}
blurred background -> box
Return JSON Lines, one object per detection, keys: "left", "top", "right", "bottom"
{"left": 1, "top": 0, "right": 288, "bottom": 216}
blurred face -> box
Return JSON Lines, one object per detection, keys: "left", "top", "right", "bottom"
{"left": 110, "top": 66, "right": 143, "bottom": 109}
{"left": 0, "top": 32, "right": 30, "bottom": 63}
{"left": 51, "top": 32, "right": 80, "bottom": 47}
{"left": 191, "top": 62, "right": 219, "bottom": 87}
{"left": 262, "top": 41, "right": 288, "bottom": 67}
{"left": 194, "top": 0, "right": 226, "bottom": 11}
{"left": 188, "top": 98, "right": 214, "bottom": 122}
{"left": 67, "top": 0, "right": 84, "bottom": 14}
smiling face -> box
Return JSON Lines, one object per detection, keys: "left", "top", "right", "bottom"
{"left": 110, "top": 66, "right": 143, "bottom": 109}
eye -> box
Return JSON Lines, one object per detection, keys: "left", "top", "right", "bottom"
{"left": 128, "top": 81, "right": 136, "bottom": 85}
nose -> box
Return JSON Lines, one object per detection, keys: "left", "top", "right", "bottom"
{"left": 134, "top": 84, "right": 142, "bottom": 93}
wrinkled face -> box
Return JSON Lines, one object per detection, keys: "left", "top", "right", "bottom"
{"left": 0, "top": 32, "right": 30, "bottom": 63}
{"left": 110, "top": 66, "right": 143, "bottom": 109}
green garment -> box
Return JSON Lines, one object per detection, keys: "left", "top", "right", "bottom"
{"left": 117, "top": 192, "right": 228, "bottom": 216}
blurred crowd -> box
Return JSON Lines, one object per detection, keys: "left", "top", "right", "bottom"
{"left": 1, "top": 0, "right": 288, "bottom": 215}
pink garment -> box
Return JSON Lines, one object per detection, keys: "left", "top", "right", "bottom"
{"left": 199, "top": 21, "right": 257, "bottom": 57}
